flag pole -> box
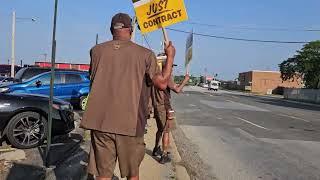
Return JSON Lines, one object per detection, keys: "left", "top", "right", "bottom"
{"left": 185, "top": 29, "right": 193, "bottom": 75}
{"left": 131, "top": 16, "right": 137, "bottom": 42}
{"left": 161, "top": 27, "right": 169, "bottom": 47}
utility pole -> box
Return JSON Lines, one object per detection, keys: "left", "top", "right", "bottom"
{"left": 46, "top": 0, "right": 58, "bottom": 167}
{"left": 11, "top": 11, "right": 16, "bottom": 78}
{"left": 20, "top": 60, "right": 22, "bottom": 67}
{"left": 10, "top": 11, "right": 35, "bottom": 77}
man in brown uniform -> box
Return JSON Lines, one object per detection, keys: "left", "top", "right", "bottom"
{"left": 152, "top": 64, "right": 190, "bottom": 164}
{"left": 81, "top": 13, "right": 176, "bottom": 180}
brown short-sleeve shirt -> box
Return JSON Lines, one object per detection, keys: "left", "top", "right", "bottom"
{"left": 151, "top": 76, "right": 175, "bottom": 109}
{"left": 81, "top": 40, "right": 159, "bottom": 137}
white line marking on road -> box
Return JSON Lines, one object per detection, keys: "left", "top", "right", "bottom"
{"left": 230, "top": 95, "right": 239, "bottom": 99}
{"left": 235, "top": 117, "right": 270, "bottom": 130}
{"left": 278, "top": 114, "right": 310, "bottom": 123}
{"left": 226, "top": 100, "right": 235, "bottom": 103}
{"left": 217, "top": 117, "right": 223, "bottom": 120}
{"left": 189, "top": 104, "right": 197, "bottom": 107}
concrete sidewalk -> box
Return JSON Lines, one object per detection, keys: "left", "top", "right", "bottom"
{"left": 0, "top": 113, "right": 189, "bottom": 180}
{"left": 112, "top": 117, "right": 189, "bottom": 180}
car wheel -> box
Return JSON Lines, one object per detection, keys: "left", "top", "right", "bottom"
{"left": 80, "top": 96, "right": 88, "bottom": 111}
{"left": 6, "top": 112, "right": 48, "bottom": 149}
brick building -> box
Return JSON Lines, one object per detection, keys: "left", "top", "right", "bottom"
{"left": 0, "top": 65, "right": 22, "bottom": 77}
{"left": 238, "top": 70, "right": 302, "bottom": 94}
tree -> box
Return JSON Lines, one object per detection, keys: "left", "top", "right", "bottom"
{"left": 279, "top": 40, "right": 320, "bottom": 89}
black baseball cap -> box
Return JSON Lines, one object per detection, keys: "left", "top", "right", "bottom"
{"left": 111, "top": 13, "right": 132, "bottom": 30}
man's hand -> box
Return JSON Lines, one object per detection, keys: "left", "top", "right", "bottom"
{"left": 165, "top": 41, "right": 176, "bottom": 60}
{"left": 184, "top": 74, "right": 190, "bottom": 82}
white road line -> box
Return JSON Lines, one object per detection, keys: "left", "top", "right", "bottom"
{"left": 278, "top": 114, "right": 310, "bottom": 123}
{"left": 235, "top": 117, "right": 270, "bottom": 130}
{"left": 226, "top": 100, "right": 235, "bottom": 103}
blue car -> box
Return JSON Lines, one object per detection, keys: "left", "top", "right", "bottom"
{"left": 0, "top": 71, "right": 90, "bottom": 110}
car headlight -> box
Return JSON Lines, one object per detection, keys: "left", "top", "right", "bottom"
{"left": 60, "top": 104, "right": 71, "bottom": 110}
{"left": 52, "top": 104, "right": 71, "bottom": 110}
{"left": 0, "top": 87, "right": 9, "bottom": 93}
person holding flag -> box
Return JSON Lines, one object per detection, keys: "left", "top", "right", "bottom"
{"left": 151, "top": 60, "right": 190, "bottom": 164}
{"left": 81, "top": 13, "right": 176, "bottom": 180}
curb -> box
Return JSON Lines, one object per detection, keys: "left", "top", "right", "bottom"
{"left": 214, "top": 89, "right": 320, "bottom": 107}
{"left": 170, "top": 133, "right": 190, "bottom": 180}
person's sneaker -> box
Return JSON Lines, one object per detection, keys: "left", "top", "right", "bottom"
{"left": 159, "top": 153, "right": 171, "bottom": 164}
{"left": 152, "top": 146, "right": 163, "bottom": 157}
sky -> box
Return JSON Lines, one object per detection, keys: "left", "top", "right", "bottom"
{"left": 0, "top": 0, "right": 319, "bottom": 80}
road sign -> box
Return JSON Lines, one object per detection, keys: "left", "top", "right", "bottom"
{"left": 185, "top": 32, "right": 193, "bottom": 68}
{"left": 132, "top": 0, "right": 188, "bottom": 34}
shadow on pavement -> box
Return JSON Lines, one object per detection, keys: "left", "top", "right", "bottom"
{"left": 38, "top": 133, "right": 84, "bottom": 167}
{"left": 4, "top": 133, "right": 90, "bottom": 180}
{"left": 6, "top": 163, "right": 45, "bottom": 180}
{"left": 45, "top": 133, "right": 89, "bottom": 179}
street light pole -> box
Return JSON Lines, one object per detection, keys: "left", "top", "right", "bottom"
{"left": 46, "top": 0, "right": 58, "bottom": 167}
{"left": 11, "top": 11, "right": 16, "bottom": 78}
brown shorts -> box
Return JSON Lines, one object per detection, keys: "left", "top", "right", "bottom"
{"left": 87, "top": 130, "right": 145, "bottom": 178}
{"left": 154, "top": 105, "right": 175, "bottom": 133}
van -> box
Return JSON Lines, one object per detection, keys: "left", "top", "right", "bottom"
{"left": 208, "top": 80, "right": 220, "bottom": 91}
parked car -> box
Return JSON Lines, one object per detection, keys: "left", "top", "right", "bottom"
{"left": 0, "top": 71, "right": 90, "bottom": 110}
{"left": 14, "top": 67, "right": 82, "bottom": 83}
{"left": 0, "top": 77, "right": 15, "bottom": 86}
{"left": 0, "top": 93, "right": 75, "bottom": 149}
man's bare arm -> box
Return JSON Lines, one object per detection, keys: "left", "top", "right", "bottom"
{"left": 152, "top": 41, "right": 175, "bottom": 90}
{"left": 169, "top": 74, "right": 190, "bottom": 93}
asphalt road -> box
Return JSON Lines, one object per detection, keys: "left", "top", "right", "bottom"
{"left": 172, "top": 86, "right": 320, "bottom": 180}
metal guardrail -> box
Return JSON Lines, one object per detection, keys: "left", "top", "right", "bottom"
{"left": 284, "top": 88, "right": 320, "bottom": 104}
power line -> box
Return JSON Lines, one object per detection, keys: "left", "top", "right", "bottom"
{"left": 143, "top": 34, "right": 152, "bottom": 49}
{"left": 187, "top": 21, "right": 320, "bottom": 32}
{"left": 167, "top": 28, "right": 310, "bottom": 44}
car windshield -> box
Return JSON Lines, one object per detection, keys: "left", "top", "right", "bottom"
{"left": 14, "top": 68, "right": 26, "bottom": 81}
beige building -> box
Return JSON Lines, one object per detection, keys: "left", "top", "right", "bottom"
{"left": 238, "top": 70, "right": 302, "bottom": 94}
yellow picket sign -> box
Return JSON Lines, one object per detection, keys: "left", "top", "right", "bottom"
{"left": 133, "top": 0, "right": 188, "bottom": 34}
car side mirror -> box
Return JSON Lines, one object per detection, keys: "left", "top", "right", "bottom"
{"left": 36, "top": 80, "right": 42, "bottom": 87}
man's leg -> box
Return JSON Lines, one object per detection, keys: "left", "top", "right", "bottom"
{"left": 154, "top": 129, "right": 162, "bottom": 150}
{"left": 153, "top": 109, "right": 164, "bottom": 156}
{"left": 162, "top": 131, "right": 170, "bottom": 153}
{"left": 117, "top": 135, "right": 145, "bottom": 179}
{"left": 159, "top": 121, "right": 172, "bottom": 164}
{"left": 162, "top": 108, "right": 174, "bottom": 153}
{"left": 96, "top": 177, "right": 111, "bottom": 180}
{"left": 128, "top": 175, "right": 139, "bottom": 180}
{"left": 88, "top": 131, "right": 117, "bottom": 179}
